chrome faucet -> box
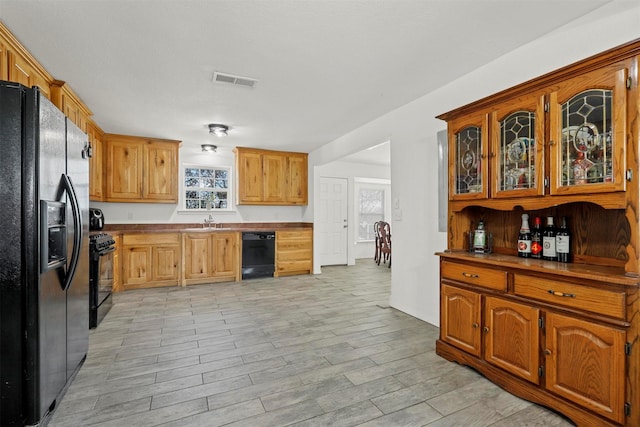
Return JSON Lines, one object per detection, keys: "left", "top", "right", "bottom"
{"left": 204, "top": 214, "right": 215, "bottom": 228}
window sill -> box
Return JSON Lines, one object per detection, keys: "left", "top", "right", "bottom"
{"left": 177, "top": 209, "right": 237, "bottom": 215}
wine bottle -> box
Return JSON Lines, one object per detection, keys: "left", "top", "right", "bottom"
{"left": 531, "top": 216, "right": 542, "bottom": 259}
{"left": 473, "top": 221, "right": 486, "bottom": 253}
{"left": 542, "top": 216, "right": 557, "bottom": 261}
{"left": 517, "top": 214, "right": 532, "bottom": 258}
{"left": 556, "top": 217, "right": 571, "bottom": 263}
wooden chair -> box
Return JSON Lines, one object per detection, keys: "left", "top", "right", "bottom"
{"left": 373, "top": 221, "right": 381, "bottom": 263}
{"left": 376, "top": 221, "right": 391, "bottom": 268}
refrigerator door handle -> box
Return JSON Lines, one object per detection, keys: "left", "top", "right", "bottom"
{"left": 60, "top": 173, "right": 82, "bottom": 291}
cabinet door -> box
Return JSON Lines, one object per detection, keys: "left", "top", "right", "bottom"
{"left": 237, "top": 151, "right": 264, "bottom": 203}
{"left": 286, "top": 154, "right": 308, "bottom": 204}
{"left": 152, "top": 245, "right": 180, "bottom": 282}
{"left": 88, "top": 122, "right": 104, "bottom": 201}
{"left": 123, "top": 245, "right": 152, "bottom": 286}
{"left": 484, "top": 297, "right": 540, "bottom": 384}
{"left": 545, "top": 312, "right": 625, "bottom": 424}
{"left": 491, "top": 93, "right": 545, "bottom": 198}
{"left": 440, "top": 284, "right": 481, "bottom": 356}
{"left": 144, "top": 141, "right": 178, "bottom": 202}
{"left": 263, "top": 153, "right": 286, "bottom": 203}
{"left": 0, "top": 38, "right": 8, "bottom": 81}
{"left": 112, "top": 235, "right": 122, "bottom": 292}
{"left": 7, "top": 50, "right": 51, "bottom": 99}
{"left": 184, "top": 234, "right": 213, "bottom": 279}
{"left": 212, "top": 232, "right": 238, "bottom": 277}
{"left": 448, "top": 111, "right": 490, "bottom": 200}
{"left": 105, "top": 138, "right": 143, "bottom": 200}
{"left": 549, "top": 63, "right": 628, "bottom": 195}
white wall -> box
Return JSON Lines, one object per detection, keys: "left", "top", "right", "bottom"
{"left": 316, "top": 160, "right": 391, "bottom": 265}
{"left": 308, "top": 2, "right": 640, "bottom": 327}
{"left": 92, "top": 144, "right": 309, "bottom": 225}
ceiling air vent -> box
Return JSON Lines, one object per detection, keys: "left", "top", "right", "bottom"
{"left": 212, "top": 72, "right": 258, "bottom": 89}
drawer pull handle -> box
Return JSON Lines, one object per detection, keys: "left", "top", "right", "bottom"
{"left": 547, "top": 290, "right": 575, "bottom": 298}
{"left": 544, "top": 349, "right": 552, "bottom": 356}
{"left": 462, "top": 272, "right": 479, "bottom": 279}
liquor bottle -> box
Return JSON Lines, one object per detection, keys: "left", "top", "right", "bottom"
{"left": 517, "top": 214, "right": 532, "bottom": 258}
{"left": 542, "top": 216, "right": 557, "bottom": 261}
{"left": 473, "top": 221, "right": 486, "bottom": 253}
{"left": 530, "top": 216, "right": 543, "bottom": 259}
{"left": 556, "top": 217, "right": 571, "bottom": 263}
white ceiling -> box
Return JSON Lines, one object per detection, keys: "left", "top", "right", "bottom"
{"left": 0, "top": 0, "right": 624, "bottom": 166}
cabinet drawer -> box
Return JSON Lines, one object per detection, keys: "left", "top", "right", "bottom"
{"left": 514, "top": 274, "right": 625, "bottom": 319}
{"left": 123, "top": 233, "right": 180, "bottom": 246}
{"left": 441, "top": 261, "right": 507, "bottom": 291}
{"left": 277, "top": 259, "right": 311, "bottom": 272}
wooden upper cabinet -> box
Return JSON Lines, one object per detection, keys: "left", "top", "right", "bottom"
{"left": 548, "top": 62, "right": 629, "bottom": 196}
{"left": 237, "top": 150, "right": 264, "bottom": 203}
{"left": 0, "top": 23, "right": 53, "bottom": 99}
{"left": 87, "top": 120, "right": 105, "bottom": 201}
{"left": 143, "top": 141, "right": 179, "bottom": 201}
{"left": 50, "top": 80, "right": 92, "bottom": 133}
{"left": 105, "top": 135, "right": 144, "bottom": 200}
{"left": 104, "top": 134, "right": 180, "bottom": 203}
{"left": 0, "top": 37, "right": 7, "bottom": 81}
{"left": 491, "top": 92, "right": 545, "bottom": 199}
{"left": 448, "top": 111, "right": 490, "bottom": 200}
{"left": 286, "top": 153, "right": 308, "bottom": 204}
{"left": 235, "top": 147, "right": 308, "bottom": 205}
{"left": 263, "top": 153, "right": 287, "bottom": 203}
{"left": 545, "top": 312, "right": 625, "bottom": 424}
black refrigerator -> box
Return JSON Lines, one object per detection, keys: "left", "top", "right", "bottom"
{"left": 0, "top": 81, "right": 90, "bottom": 426}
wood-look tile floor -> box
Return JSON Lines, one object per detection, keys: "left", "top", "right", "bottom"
{"left": 50, "top": 260, "right": 574, "bottom": 426}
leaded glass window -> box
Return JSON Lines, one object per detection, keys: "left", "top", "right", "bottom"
{"left": 561, "top": 89, "right": 613, "bottom": 186}
{"left": 499, "top": 111, "right": 536, "bottom": 191}
{"left": 455, "top": 126, "right": 482, "bottom": 194}
{"left": 183, "top": 165, "right": 230, "bottom": 210}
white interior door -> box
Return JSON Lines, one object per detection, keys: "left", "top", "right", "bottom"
{"left": 317, "top": 177, "right": 348, "bottom": 265}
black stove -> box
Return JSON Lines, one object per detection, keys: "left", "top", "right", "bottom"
{"left": 89, "top": 233, "right": 116, "bottom": 328}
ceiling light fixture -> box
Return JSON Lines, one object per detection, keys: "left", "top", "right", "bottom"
{"left": 201, "top": 144, "right": 217, "bottom": 152}
{"left": 208, "top": 123, "right": 229, "bottom": 137}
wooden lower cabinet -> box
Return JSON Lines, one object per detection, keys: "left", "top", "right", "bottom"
{"left": 182, "top": 231, "right": 240, "bottom": 285}
{"left": 440, "top": 286, "right": 540, "bottom": 383}
{"left": 122, "top": 233, "right": 180, "bottom": 290}
{"left": 437, "top": 255, "right": 635, "bottom": 427}
{"left": 484, "top": 297, "right": 540, "bottom": 385}
{"left": 440, "top": 284, "right": 481, "bottom": 356}
{"left": 545, "top": 312, "right": 625, "bottom": 424}
{"left": 275, "top": 229, "right": 312, "bottom": 277}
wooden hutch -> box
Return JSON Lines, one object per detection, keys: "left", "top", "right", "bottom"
{"left": 436, "top": 39, "right": 640, "bottom": 426}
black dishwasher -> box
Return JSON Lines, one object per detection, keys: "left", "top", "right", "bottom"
{"left": 242, "top": 231, "right": 275, "bottom": 279}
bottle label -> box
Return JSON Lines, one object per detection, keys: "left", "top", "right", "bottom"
{"left": 531, "top": 239, "right": 542, "bottom": 256}
{"left": 556, "top": 236, "right": 570, "bottom": 254}
{"left": 543, "top": 236, "right": 556, "bottom": 257}
{"left": 474, "top": 230, "right": 486, "bottom": 251}
{"left": 518, "top": 239, "right": 531, "bottom": 254}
